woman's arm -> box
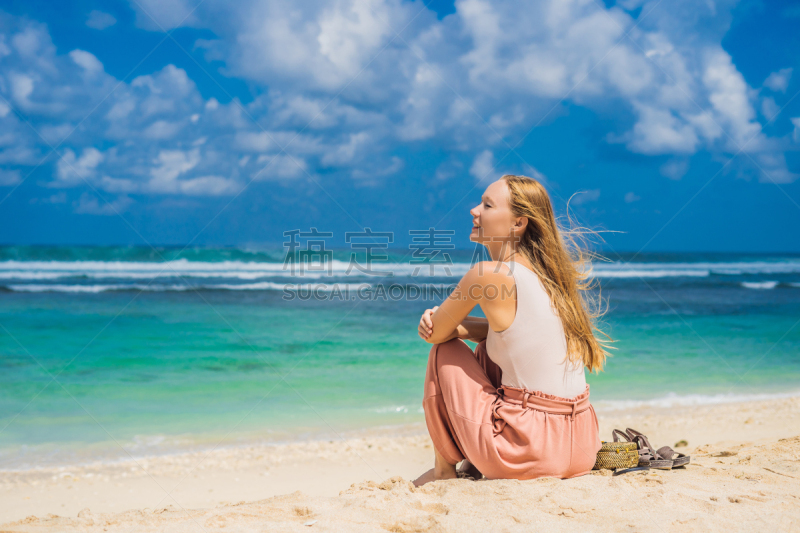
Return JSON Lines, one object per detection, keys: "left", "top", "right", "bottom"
{"left": 424, "top": 261, "right": 511, "bottom": 345}
{"left": 438, "top": 317, "right": 489, "bottom": 343}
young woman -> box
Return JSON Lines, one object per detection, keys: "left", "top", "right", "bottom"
{"left": 412, "top": 174, "right": 614, "bottom": 486}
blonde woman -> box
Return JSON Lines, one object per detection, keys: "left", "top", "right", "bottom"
{"left": 413, "top": 174, "right": 614, "bottom": 486}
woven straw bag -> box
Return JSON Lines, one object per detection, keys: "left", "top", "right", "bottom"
{"left": 593, "top": 441, "right": 639, "bottom": 470}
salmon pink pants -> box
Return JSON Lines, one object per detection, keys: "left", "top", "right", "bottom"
{"left": 422, "top": 338, "right": 601, "bottom": 480}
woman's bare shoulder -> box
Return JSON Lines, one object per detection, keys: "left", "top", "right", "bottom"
{"left": 465, "top": 261, "right": 515, "bottom": 282}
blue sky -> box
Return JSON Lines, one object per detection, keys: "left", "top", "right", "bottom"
{"left": 0, "top": 0, "right": 798, "bottom": 252}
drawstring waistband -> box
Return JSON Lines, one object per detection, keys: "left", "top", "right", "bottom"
{"left": 496, "top": 385, "right": 591, "bottom": 417}
{"left": 491, "top": 385, "right": 592, "bottom": 435}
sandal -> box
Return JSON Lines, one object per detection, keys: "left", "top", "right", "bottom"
{"left": 654, "top": 445, "right": 691, "bottom": 468}
{"left": 613, "top": 466, "right": 650, "bottom": 476}
{"left": 623, "top": 428, "right": 674, "bottom": 470}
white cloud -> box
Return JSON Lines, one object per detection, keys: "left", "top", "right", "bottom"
{"left": 317, "top": 0, "right": 390, "bottom": 78}
{"left": 320, "top": 132, "right": 370, "bottom": 166}
{"left": 628, "top": 103, "right": 699, "bottom": 154}
{"left": 69, "top": 49, "right": 104, "bottom": 72}
{"left": 0, "top": 169, "right": 21, "bottom": 185}
{"left": 702, "top": 48, "right": 762, "bottom": 150}
{"left": 469, "top": 150, "right": 494, "bottom": 182}
{"left": 56, "top": 147, "right": 103, "bottom": 185}
{"left": 521, "top": 164, "right": 547, "bottom": 185}
{"left": 129, "top": 0, "right": 198, "bottom": 30}
{"left": 792, "top": 117, "right": 800, "bottom": 143}
{"left": 29, "top": 191, "right": 68, "bottom": 204}
{"left": 86, "top": 10, "right": 117, "bottom": 30}
{"left": 74, "top": 192, "right": 133, "bottom": 215}
{"left": 624, "top": 191, "right": 641, "bottom": 203}
{"left": 178, "top": 175, "right": 241, "bottom": 195}
{"left": 352, "top": 155, "right": 404, "bottom": 183}
{"left": 763, "top": 67, "right": 792, "bottom": 93}
{"left": 10, "top": 73, "right": 34, "bottom": 105}
{"left": 147, "top": 148, "right": 200, "bottom": 192}
{"left": 235, "top": 131, "right": 276, "bottom": 152}
{"left": 434, "top": 157, "right": 464, "bottom": 181}
{"left": 143, "top": 120, "right": 182, "bottom": 140}
{"left": 660, "top": 158, "right": 689, "bottom": 180}
{"left": 0, "top": 0, "right": 796, "bottom": 203}
{"left": 99, "top": 175, "right": 137, "bottom": 194}
{"left": 761, "top": 97, "right": 779, "bottom": 122}
{"left": 11, "top": 26, "right": 45, "bottom": 57}
{"left": 253, "top": 154, "right": 307, "bottom": 180}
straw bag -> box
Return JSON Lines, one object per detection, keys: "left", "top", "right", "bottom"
{"left": 593, "top": 441, "right": 639, "bottom": 470}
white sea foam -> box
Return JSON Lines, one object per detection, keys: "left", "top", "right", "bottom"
{"left": 590, "top": 269, "right": 709, "bottom": 278}
{"left": 6, "top": 282, "right": 374, "bottom": 293}
{"left": 594, "top": 389, "right": 800, "bottom": 411}
{"left": 371, "top": 405, "right": 410, "bottom": 413}
{"left": 7, "top": 284, "right": 191, "bottom": 293}
{"left": 740, "top": 281, "right": 779, "bottom": 289}
{"left": 1, "top": 258, "right": 799, "bottom": 283}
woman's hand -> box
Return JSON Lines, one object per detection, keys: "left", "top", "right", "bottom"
{"left": 418, "top": 306, "right": 439, "bottom": 340}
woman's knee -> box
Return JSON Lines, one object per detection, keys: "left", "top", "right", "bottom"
{"left": 428, "top": 338, "right": 472, "bottom": 364}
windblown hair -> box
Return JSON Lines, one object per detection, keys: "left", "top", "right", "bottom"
{"left": 499, "top": 174, "right": 616, "bottom": 373}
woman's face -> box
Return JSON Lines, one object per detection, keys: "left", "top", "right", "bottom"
{"left": 469, "top": 179, "right": 520, "bottom": 247}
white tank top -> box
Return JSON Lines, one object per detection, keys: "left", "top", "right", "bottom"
{"left": 485, "top": 261, "right": 587, "bottom": 398}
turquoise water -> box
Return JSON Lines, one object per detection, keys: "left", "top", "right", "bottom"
{"left": 1, "top": 247, "right": 799, "bottom": 468}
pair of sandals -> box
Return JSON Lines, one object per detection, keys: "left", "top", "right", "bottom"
{"left": 612, "top": 428, "right": 690, "bottom": 470}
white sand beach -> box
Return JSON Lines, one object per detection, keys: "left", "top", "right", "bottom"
{"left": 1, "top": 396, "right": 799, "bottom": 532}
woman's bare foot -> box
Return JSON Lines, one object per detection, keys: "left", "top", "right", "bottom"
{"left": 457, "top": 459, "right": 483, "bottom": 480}
{"left": 412, "top": 448, "right": 458, "bottom": 487}
{"left": 412, "top": 465, "right": 458, "bottom": 487}
{"left": 412, "top": 468, "right": 435, "bottom": 487}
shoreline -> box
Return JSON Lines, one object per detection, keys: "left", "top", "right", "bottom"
{"left": 5, "top": 387, "right": 800, "bottom": 474}
{"left": 2, "top": 394, "right": 800, "bottom": 530}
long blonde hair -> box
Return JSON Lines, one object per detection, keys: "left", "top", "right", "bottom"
{"left": 500, "top": 174, "right": 616, "bottom": 373}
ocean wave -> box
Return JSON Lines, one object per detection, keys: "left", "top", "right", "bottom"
{"left": 371, "top": 405, "right": 411, "bottom": 414}
{"left": 590, "top": 269, "right": 709, "bottom": 278}
{"left": 741, "top": 281, "right": 779, "bottom": 289}
{"left": 1, "top": 258, "right": 800, "bottom": 282}
{"left": 5, "top": 282, "right": 375, "bottom": 293}
{"left": 593, "top": 389, "right": 800, "bottom": 410}
{"left": 0, "top": 270, "right": 333, "bottom": 281}
{"left": 0, "top": 259, "right": 471, "bottom": 280}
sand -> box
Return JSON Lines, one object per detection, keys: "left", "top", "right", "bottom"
{"left": 1, "top": 396, "right": 799, "bottom": 532}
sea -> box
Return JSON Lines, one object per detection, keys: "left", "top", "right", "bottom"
{"left": 1, "top": 245, "right": 799, "bottom": 470}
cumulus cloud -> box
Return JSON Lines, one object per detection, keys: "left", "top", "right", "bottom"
{"left": 74, "top": 192, "right": 133, "bottom": 215}
{"left": 253, "top": 153, "right": 308, "bottom": 181}
{"left": 434, "top": 157, "right": 464, "bottom": 181}
{"left": 55, "top": 147, "right": 103, "bottom": 185}
{"left": 624, "top": 191, "right": 641, "bottom": 203}
{"left": 763, "top": 67, "right": 792, "bottom": 93}
{"left": 69, "top": 49, "right": 104, "bottom": 72}
{"left": 0, "top": 168, "right": 20, "bottom": 185}
{"left": 0, "top": 0, "right": 797, "bottom": 216}
{"left": 469, "top": 150, "right": 494, "bottom": 182}
{"left": 86, "top": 10, "right": 117, "bottom": 30}
{"left": 660, "top": 158, "right": 689, "bottom": 180}
{"left": 151, "top": 0, "right": 794, "bottom": 181}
